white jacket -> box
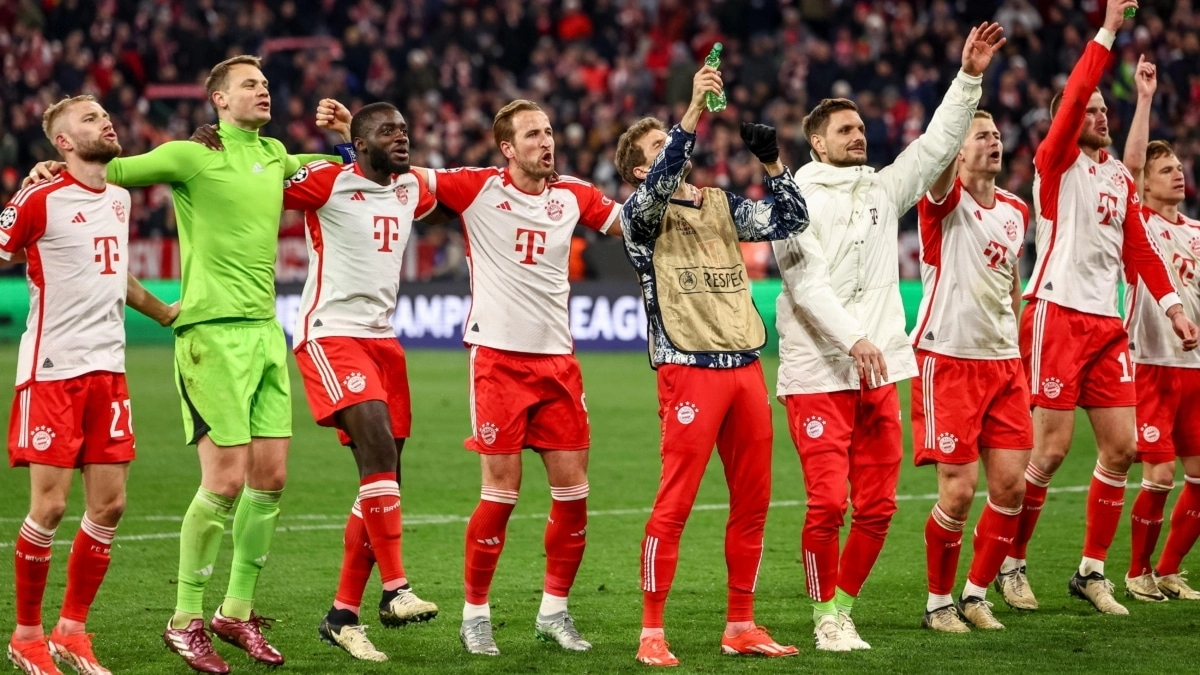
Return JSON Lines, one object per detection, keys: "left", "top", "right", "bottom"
{"left": 773, "top": 69, "right": 982, "bottom": 395}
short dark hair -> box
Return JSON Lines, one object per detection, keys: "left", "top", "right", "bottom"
{"left": 1146, "top": 139, "right": 1176, "bottom": 166}
{"left": 614, "top": 117, "right": 668, "bottom": 186}
{"left": 1049, "top": 87, "right": 1100, "bottom": 118}
{"left": 350, "top": 102, "right": 400, "bottom": 142}
{"left": 205, "top": 55, "right": 263, "bottom": 113}
{"left": 802, "top": 98, "right": 859, "bottom": 141}
{"left": 493, "top": 99, "right": 543, "bottom": 150}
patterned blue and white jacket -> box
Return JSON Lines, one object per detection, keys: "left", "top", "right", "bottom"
{"left": 619, "top": 124, "right": 810, "bottom": 369}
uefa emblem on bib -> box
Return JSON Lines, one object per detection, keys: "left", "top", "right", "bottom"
{"left": 344, "top": 372, "right": 366, "bottom": 393}
{"left": 1041, "top": 377, "right": 1063, "bottom": 399}
{"left": 395, "top": 185, "right": 409, "bottom": 205}
{"left": 546, "top": 199, "right": 564, "bottom": 221}
{"left": 675, "top": 402, "right": 698, "bottom": 424}
{"left": 1141, "top": 424, "right": 1161, "bottom": 443}
{"left": 1005, "top": 219, "right": 1018, "bottom": 241}
{"left": 804, "top": 416, "right": 825, "bottom": 439}
{"left": 937, "top": 432, "right": 959, "bottom": 454}
{"left": 31, "top": 426, "right": 55, "bottom": 451}
{"left": 479, "top": 422, "right": 499, "bottom": 446}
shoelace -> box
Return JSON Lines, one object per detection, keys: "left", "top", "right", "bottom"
{"left": 839, "top": 616, "right": 861, "bottom": 639}
{"left": 180, "top": 626, "right": 217, "bottom": 657}
{"left": 56, "top": 633, "right": 99, "bottom": 661}
{"left": 816, "top": 620, "right": 841, "bottom": 642}
{"left": 555, "top": 615, "right": 584, "bottom": 640}
{"left": 642, "top": 636, "right": 671, "bottom": 653}
{"left": 465, "top": 621, "right": 497, "bottom": 648}
{"left": 340, "top": 625, "right": 377, "bottom": 649}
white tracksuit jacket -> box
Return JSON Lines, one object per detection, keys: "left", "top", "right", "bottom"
{"left": 773, "top": 69, "right": 983, "bottom": 395}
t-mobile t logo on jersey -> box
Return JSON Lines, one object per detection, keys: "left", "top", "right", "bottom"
{"left": 93, "top": 236, "right": 120, "bottom": 274}
{"left": 373, "top": 215, "right": 402, "bottom": 253}
{"left": 984, "top": 240, "right": 1007, "bottom": 269}
{"left": 515, "top": 228, "right": 547, "bottom": 265}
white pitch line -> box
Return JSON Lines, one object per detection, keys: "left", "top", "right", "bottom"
{"left": 0, "top": 484, "right": 1097, "bottom": 549}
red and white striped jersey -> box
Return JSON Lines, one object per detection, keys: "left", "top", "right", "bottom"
{"left": 1025, "top": 35, "right": 1180, "bottom": 317}
{"left": 426, "top": 167, "right": 619, "bottom": 355}
{"left": 1127, "top": 209, "right": 1200, "bottom": 368}
{"left": 912, "top": 178, "right": 1029, "bottom": 359}
{"left": 284, "top": 160, "right": 436, "bottom": 346}
{"left": 0, "top": 173, "right": 131, "bottom": 386}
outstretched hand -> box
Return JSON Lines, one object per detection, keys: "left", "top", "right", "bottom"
{"left": 190, "top": 123, "right": 223, "bottom": 151}
{"left": 960, "top": 22, "right": 1006, "bottom": 77}
{"left": 22, "top": 161, "right": 64, "bottom": 188}
{"left": 1134, "top": 54, "right": 1156, "bottom": 100}
{"left": 740, "top": 123, "right": 779, "bottom": 164}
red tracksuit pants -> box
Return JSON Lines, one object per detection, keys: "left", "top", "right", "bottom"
{"left": 640, "top": 362, "right": 773, "bottom": 625}
{"left": 784, "top": 384, "right": 902, "bottom": 602}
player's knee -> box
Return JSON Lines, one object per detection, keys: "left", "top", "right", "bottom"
{"left": 1143, "top": 462, "right": 1176, "bottom": 488}
{"left": 90, "top": 495, "right": 126, "bottom": 527}
{"left": 1098, "top": 441, "right": 1137, "bottom": 471}
{"left": 852, "top": 502, "right": 897, "bottom": 537}
{"left": 940, "top": 482, "right": 975, "bottom": 520}
{"left": 805, "top": 498, "right": 850, "bottom": 531}
{"left": 29, "top": 498, "right": 68, "bottom": 531}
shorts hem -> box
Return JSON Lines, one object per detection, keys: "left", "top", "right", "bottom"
{"left": 1079, "top": 400, "right": 1136, "bottom": 410}
{"left": 914, "top": 453, "right": 978, "bottom": 467}
{"left": 1031, "top": 400, "right": 1078, "bottom": 411}
{"left": 978, "top": 441, "right": 1034, "bottom": 452}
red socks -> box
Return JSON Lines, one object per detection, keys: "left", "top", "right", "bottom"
{"left": 967, "top": 499, "right": 1021, "bottom": 587}
{"left": 334, "top": 499, "right": 375, "bottom": 611}
{"left": 1159, "top": 477, "right": 1200, "bottom": 576}
{"left": 1129, "top": 481, "right": 1171, "bottom": 578}
{"left": 544, "top": 484, "right": 588, "bottom": 597}
{"left": 14, "top": 517, "right": 55, "bottom": 628}
{"left": 924, "top": 504, "right": 965, "bottom": 596}
{"left": 1012, "top": 464, "right": 1053, "bottom": 559}
{"left": 1083, "top": 462, "right": 1127, "bottom": 561}
{"left": 60, "top": 516, "right": 116, "bottom": 623}
{"left": 358, "top": 473, "right": 405, "bottom": 588}
{"left": 463, "top": 487, "right": 518, "bottom": 605}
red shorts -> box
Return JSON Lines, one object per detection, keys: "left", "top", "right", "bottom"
{"left": 1135, "top": 364, "right": 1200, "bottom": 464}
{"left": 7, "top": 372, "right": 135, "bottom": 469}
{"left": 465, "top": 346, "right": 589, "bottom": 454}
{"left": 911, "top": 350, "right": 1033, "bottom": 466}
{"left": 1021, "top": 299, "right": 1135, "bottom": 409}
{"left": 295, "top": 337, "right": 412, "bottom": 446}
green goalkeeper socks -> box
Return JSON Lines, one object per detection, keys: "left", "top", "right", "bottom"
{"left": 173, "top": 488, "right": 235, "bottom": 629}
{"left": 834, "top": 587, "right": 856, "bottom": 615}
{"left": 222, "top": 487, "right": 283, "bottom": 620}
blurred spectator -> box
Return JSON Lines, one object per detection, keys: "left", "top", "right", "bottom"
{"left": 2, "top": 0, "right": 1199, "bottom": 282}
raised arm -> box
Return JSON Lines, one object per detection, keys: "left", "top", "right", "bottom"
{"left": 127, "top": 274, "right": 178, "bottom": 327}
{"left": 1123, "top": 55, "right": 1156, "bottom": 195}
{"left": 619, "top": 66, "right": 722, "bottom": 245}
{"left": 725, "top": 123, "right": 809, "bottom": 242}
{"left": 106, "top": 142, "right": 217, "bottom": 187}
{"left": 878, "top": 23, "right": 1002, "bottom": 212}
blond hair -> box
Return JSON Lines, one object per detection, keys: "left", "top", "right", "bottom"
{"left": 42, "top": 94, "right": 98, "bottom": 142}
{"left": 493, "top": 100, "right": 543, "bottom": 150}
{"left": 205, "top": 55, "right": 264, "bottom": 113}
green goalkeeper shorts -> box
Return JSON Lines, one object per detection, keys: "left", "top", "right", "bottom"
{"left": 174, "top": 318, "right": 292, "bottom": 447}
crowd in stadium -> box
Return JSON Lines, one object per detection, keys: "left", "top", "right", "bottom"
{"left": 2, "top": 0, "right": 1199, "bottom": 280}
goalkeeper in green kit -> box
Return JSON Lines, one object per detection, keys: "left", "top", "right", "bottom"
{"left": 27, "top": 55, "right": 351, "bottom": 673}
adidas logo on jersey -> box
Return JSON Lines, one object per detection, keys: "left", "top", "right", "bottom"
{"left": 41, "top": 358, "right": 53, "bottom": 368}
{"left": 351, "top": 191, "right": 366, "bottom": 201}
{"left": 313, "top": 318, "right": 324, "bottom": 327}
{"left": 1043, "top": 281, "right": 1054, "bottom": 291}
{"left": 252, "top": 162, "right": 265, "bottom": 174}
{"left": 71, "top": 212, "right": 87, "bottom": 223}
{"left": 477, "top": 537, "right": 501, "bottom": 546}
{"left": 924, "top": 331, "right": 934, "bottom": 340}
{"left": 495, "top": 201, "right": 513, "bottom": 210}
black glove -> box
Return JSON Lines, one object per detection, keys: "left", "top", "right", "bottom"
{"left": 739, "top": 122, "right": 778, "bottom": 164}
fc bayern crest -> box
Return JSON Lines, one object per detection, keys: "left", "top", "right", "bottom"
{"left": 395, "top": 185, "right": 409, "bottom": 205}
{"left": 1189, "top": 237, "right": 1200, "bottom": 256}
{"left": 545, "top": 199, "right": 564, "bottom": 221}
{"left": 112, "top": 200, "right": 126, "bottom": 224}
{"left": 1005, "top": 219, "right": 1018, "bottom": 241}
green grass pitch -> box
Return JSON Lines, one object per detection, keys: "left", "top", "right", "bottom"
{"left": 1, "top": 346, "right": 1197, "bottom": 674}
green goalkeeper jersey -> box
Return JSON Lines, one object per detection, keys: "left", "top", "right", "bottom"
{"left": 107, "top": 124, "right": 332, "bottom": 329}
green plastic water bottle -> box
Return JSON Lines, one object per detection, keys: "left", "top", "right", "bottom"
{"left": 704, "top": 43, "right": 727, "bottom": 112}
{"left": 1123, "top": 7, "right": 1136, "bottom": 19}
